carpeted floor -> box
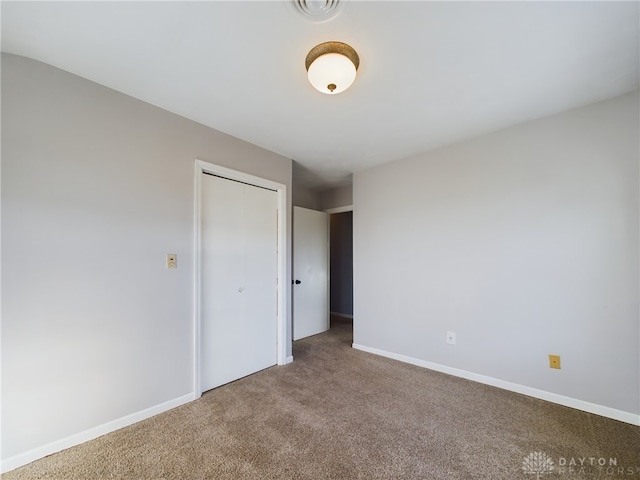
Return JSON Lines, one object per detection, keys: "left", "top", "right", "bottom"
{"left": 4, "top": 317, "right": 639, "bottom": 479}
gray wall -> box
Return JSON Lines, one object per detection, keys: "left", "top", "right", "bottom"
{"left": 320, "top": 185, "right": 353, "bottom": 211}
{"left": 1, "top": 54, "right": 293, "bottom": 463}
{"left": 330, "top": 212, "right": 353, "bottom": 316}
{"left": 292, "top": 183, "right": 320, "bottom": 210}
{"left": 353, "top": 92, "right": 639, "bottom": 418}
{"left": 294, "top": 183, "right": 353, "bottom": 212}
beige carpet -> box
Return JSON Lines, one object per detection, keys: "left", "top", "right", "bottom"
{"left": 4, "top": 317, "right": 639, "bottom": 479}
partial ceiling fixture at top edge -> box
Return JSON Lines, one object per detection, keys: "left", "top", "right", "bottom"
{"left": 294, "top": 0, "right": 343, "bottom": 22}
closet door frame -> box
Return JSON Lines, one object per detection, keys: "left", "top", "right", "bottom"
{"left": 193, "top": 159, "right": 288, "bottom": 397}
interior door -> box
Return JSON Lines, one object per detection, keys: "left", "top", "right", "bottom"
{"left": 200, "top": 173, "right": 278, "bottom": 391}
{"left": 293, "top": 206, "right": 329, "bottom": 340}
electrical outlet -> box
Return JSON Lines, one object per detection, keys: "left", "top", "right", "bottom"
{"left": 549, "top": 354, "right": 561, "bottom": 369}
{"left": 446, "top": 331, "right": 456, "bottom": 345}
{"left": 166, "top": 254, "right": 177, "bottom": 269}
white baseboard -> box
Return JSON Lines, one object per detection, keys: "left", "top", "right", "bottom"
{"left": 330, "top": 312, "right": 353, "bottom": 319}
{"left": 284, "top": 355, "right": 294, "bottom": 365}
{"left": 352, "top": 343, "right": 640, "bottom": 427}
{"left": 1, "top": 392, "right": 196, "bottom": 474}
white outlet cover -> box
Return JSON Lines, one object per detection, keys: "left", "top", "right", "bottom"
{"left": 446, "top": 331, "right": 456, "bottom": 345}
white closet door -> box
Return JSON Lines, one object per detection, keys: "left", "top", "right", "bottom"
{"left": 201, "top": 173, "right": 277, "bottom": 391}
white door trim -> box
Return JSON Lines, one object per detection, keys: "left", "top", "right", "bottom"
{"left": 324, "top": 205, "right": 353, "bottom": 214}
{"left": 193, "top": 159, "right": 288, "bottom": 397}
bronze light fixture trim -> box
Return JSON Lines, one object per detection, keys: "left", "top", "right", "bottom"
{"left": 305, "top": 41, "right": 360, "bottom": 94}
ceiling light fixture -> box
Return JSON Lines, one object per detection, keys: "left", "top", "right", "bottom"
{"left": 305, "top": 41, "right": 359, "bottom": 95}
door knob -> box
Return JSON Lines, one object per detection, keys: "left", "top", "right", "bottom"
{"left": 294, "top": 280, "right": 302, "bottom": 285}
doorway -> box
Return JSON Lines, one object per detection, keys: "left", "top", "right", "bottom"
{"left": 329, "top": 211, "right": 353, "bottom": 320}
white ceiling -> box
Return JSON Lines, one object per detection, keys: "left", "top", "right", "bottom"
{"left": 2, "top": 1, "right": 639, "bottom": 190}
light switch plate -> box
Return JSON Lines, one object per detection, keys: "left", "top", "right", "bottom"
{"left": 166, "top": 254, "right": 177, "bottom": 269}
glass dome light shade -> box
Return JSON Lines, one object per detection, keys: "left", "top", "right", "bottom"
{"left": 307, "top": 52, "right": 357, "bottom": 94}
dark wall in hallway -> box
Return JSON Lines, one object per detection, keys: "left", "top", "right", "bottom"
{"left": 330, "top": 212, "right": 353, "bottom": 316}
